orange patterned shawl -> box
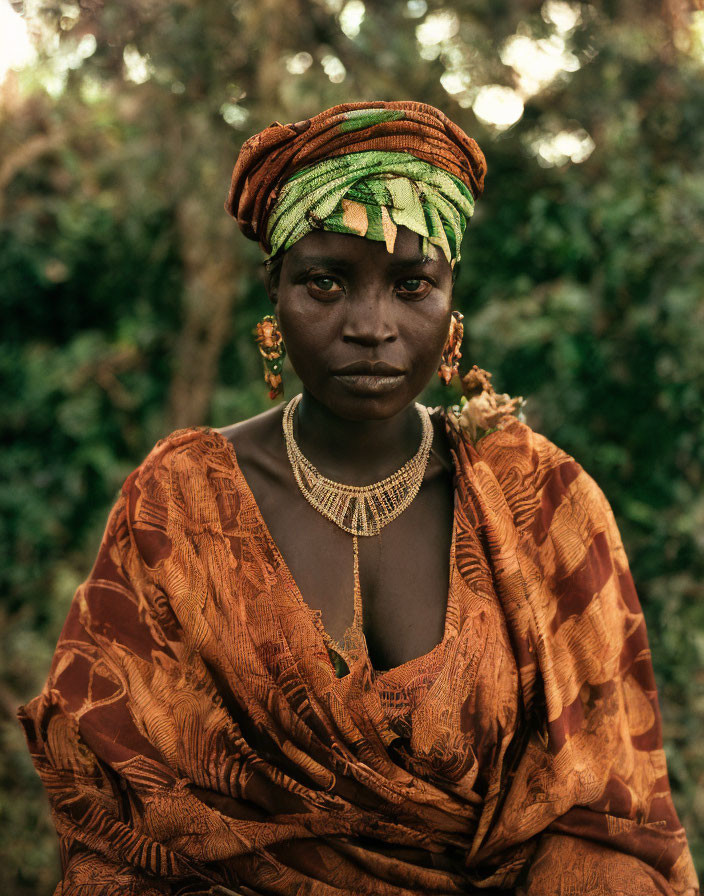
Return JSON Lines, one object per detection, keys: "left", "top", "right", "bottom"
{"left": 18, "top": 417, "right": 698, "bottom": 895}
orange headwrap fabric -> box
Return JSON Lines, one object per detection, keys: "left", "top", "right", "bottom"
{"left": 225, "top": 100, "right": 487, "bottom": 254}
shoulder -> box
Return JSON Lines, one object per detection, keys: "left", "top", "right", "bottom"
{"left": 122, "top": 426, "right": 226, "bottom": 494}
{"left": 117, "top": 425, "right": 241, "bottom": 533}
{"left": 475, "top": 419, "right": 581, "bottom": 493}
{"left": 217, "top": 404, "right": 284, "bottom": 476}
{"left": 444, "top": 412, "right": 614, "bottom": 535}
{"left": 124, "top": 402, "right": 282, "bottom": 485}
{"left": 120, "top": 405, "right": 287, "bottom": 524}
{"left": 217, "top": 404, "right": 282, "bottom": 444}
{"left": 441, "top": 408, "right": 576, "bottom": 483}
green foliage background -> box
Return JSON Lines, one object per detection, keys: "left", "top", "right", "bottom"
{"left": 1, "top": 0, "right": 702, "bottom": 891}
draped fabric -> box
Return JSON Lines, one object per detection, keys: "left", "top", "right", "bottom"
{"left": 18, "top": 417, "right": 698, "bottom": 896}
{"left": 225, "top": 101, "right": 487, "bottom": 256}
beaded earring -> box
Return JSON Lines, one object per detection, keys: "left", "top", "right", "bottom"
{"left": 254, "top": 314, "right": 286, "bottom": 399}
{"left": 438, "top": 310, "right": 464, "bottom": 385}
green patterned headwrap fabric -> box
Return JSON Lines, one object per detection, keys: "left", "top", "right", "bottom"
{"left": 226, "top": 101, "right": 487, "bottom": 262}
{"left": 266, "top": 150, "right": 475, "bottom": 264}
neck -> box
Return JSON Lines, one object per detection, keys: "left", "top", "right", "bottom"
{"left": 292, "top": 389, "right": 425, "bottom": 485}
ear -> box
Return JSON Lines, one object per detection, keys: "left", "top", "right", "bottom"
{"left": 263, "top": 264, "right": 278, "bottom": 306}
{"left": 262, "top": 252, "right": 284, "bottom": 307}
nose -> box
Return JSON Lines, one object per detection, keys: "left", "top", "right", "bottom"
{"left": 341, "top": 288, "right": 397, "bottom": 347}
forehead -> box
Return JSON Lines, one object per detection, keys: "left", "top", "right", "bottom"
{"left": 283, "top": 227, "right": 449, "bottom": 272}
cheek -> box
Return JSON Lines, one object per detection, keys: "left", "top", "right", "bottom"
{"left": 277, "top": 299, "right": 339, "bottom": 371}
{"left": 401, "top": 305, "right": 452, "bottom": 367}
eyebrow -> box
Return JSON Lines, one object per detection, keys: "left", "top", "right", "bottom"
{"left": 291, "top": 254, "right": 438, "bottom": 270}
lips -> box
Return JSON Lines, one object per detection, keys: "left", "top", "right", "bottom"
{"left": 333, "top": 361, "right": 405, "bottom": 376}
{"left": 331, "top": 361, "right": 406, "bottom": 396}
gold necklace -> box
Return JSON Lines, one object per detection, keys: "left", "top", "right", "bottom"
{"left": 281, "top": 393, "right": 433, "bottom": 656}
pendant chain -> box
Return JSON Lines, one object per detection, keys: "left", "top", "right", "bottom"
{"left": 282, "top": 393, "right": 433, "bottom": 645}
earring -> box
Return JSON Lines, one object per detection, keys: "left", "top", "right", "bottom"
{"left": 438, "top": 310, "right": 464, "bottom": 385}
{"left": 254, "top": 314, "right": 286, "bottom": 399}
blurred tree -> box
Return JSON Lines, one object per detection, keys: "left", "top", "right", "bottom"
{"left": 1, "top": 0, "right": 702, "bottom": 891}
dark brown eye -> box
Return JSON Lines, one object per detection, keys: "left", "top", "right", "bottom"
{"left": 397, "top": 278, "right": 431, "bottom": 298}
{"left": 307, "top": 276, "right": 343, "bottom": 297}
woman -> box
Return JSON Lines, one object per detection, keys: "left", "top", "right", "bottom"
{"left": 18, "top": 101, "right": 698, "bottom": 895}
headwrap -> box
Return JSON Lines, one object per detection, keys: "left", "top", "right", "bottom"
{"left": 226, "top": 101, "right": 487, "bottom": 264}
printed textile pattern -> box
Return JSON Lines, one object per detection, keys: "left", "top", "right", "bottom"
{"left": 265, "top": 151, "right": 474, "bottom": 264}
{"left": 18, "top": 419, "right": 699, "bottom": 896}
{"left": 226, "top": 100, "right": 487, "bottom": 255}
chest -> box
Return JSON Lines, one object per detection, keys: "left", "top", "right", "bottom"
{"left": 253, "top": 473, "right": 455, "bottom": 671}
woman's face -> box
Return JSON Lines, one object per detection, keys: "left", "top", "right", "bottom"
{"left": 268, "top": 226, "right": 454, "bottom": 421}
